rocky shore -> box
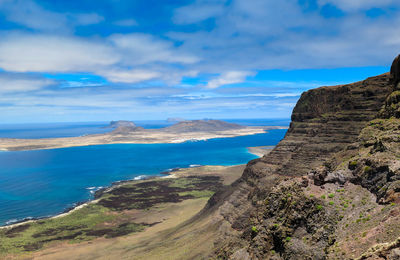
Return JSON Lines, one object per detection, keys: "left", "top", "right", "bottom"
{"left": 0, "top": 164, "right": 245, "bottom": 258}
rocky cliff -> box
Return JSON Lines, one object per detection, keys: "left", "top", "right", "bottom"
{"left": 210, "top": 59, "right": 400, "bottom": 259}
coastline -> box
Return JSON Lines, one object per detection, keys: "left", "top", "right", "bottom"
{"left": 0, "top": 126, "right": 287, "bottom": 152}
{"left": 0, "top": 161, "right": 259, "bottom": 230}
{"left": 247, "top": 145, "right": 275, "bottom": 157}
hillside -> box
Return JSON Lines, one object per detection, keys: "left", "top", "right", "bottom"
{"left": 164, "top": 119, "right": 245, "bottom": 133}
{"left": 210, "top": 57, "right": 400, "bottom": 259}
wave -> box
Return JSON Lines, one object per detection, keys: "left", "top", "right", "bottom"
{"left": 189, "top": 164, "right": 202, "bottom": 168}
{"left": 5, "top": 216, "right": 34, "bottom": 225}
{"left": 86, "top": 186, "right": 104, "bottom": 195}
{"left": 133, "top": 175, "right": 147, "bottom": 180}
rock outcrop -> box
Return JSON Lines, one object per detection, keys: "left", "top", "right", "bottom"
{"left": 209, "top": 57, "right": 400, "bottom": 259}
{"left": 106, "top": 120, "right": 137, "bottom": 128}
{"left": 390, "top": 54, "right": 400, "bottom": 86}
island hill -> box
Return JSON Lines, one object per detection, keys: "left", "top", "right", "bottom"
{"left": 0, "top": 119, "right": 286, "bottom": 151}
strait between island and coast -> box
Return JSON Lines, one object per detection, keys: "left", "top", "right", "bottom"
{"left": 0, "top": 119, "right": 287, "bottom": 151}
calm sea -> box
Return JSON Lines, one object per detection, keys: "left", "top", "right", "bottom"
{"left": 0, "top": 119, "right": 288, "bottom": 226}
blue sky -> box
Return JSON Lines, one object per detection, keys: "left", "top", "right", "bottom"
{"left": 0, "top": 0, "right": 397, "bottom": 123}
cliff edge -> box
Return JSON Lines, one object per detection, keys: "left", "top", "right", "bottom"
{"left": 210, "top": 58, "right": 400, "bottom": 259}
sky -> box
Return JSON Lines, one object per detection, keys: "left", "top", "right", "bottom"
{"left": 0, "top": 0, "right": 398, "bottom": 123}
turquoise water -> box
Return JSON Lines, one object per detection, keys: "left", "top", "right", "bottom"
{"left": 0, "top": 129, "right": 287, "bottom": 226}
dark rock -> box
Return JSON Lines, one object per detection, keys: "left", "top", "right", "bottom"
{"left": 105, "top": 120, "right": 136, "bottom": 128}
{"left": 390, "top": 54, "right": 400, "bottom": 86}
{"left": 211, "top": 72, "right": 396, "bottom": 259}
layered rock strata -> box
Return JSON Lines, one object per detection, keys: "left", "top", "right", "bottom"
{"left": 211, "top": 60, "right": 400, "bottom": 259}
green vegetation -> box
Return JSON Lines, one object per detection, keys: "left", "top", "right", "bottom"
{"left": 316, "top": 204, "right": 324, "bottom": 211}
{"left": 0, "top": 176, "right": 222, "bottom": 256}
{"left": 0, "top": 204, "right": 147, "bottom": 255}
{"left": 329, "top": 201, "right": 334, "bottom": 205}
{"left": 251, "top": 226, "right": 259, "bottom": 233}
{"left": 328, "top": 193, "right": 335, "bottom": 198}
{"left": 285, "top": 237, "right": 292, "bottom": 242}
{"left": 321, "top": 195, "right": 326, "bottom": 199}
{"left": 364, "top": 166, "right": 372, "bottom": 173}
{"left": 348, "top": 161, "right": 358, "bottom": 169}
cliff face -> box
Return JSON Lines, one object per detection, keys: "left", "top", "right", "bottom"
{"left": 212, "top": 65, "right": 400, "bottom": 259}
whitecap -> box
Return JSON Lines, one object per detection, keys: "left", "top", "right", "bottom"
{"left": 189, "top": 164, "right": 201, "bottom": 168}
{"left": 133, "top": 175, "right": 147, "bottom": 180}
{"left": 5, "top": 219, "right": 18, "bottom": 225}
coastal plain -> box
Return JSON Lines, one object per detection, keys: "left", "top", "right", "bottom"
{"left": 0, "top": 164, "right": 247, "bottom": 259}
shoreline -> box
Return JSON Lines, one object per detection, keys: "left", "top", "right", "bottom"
{"left": 0, "top": 145, "right": 273, "bottom": 229}
{"left": 0, "top": 126, "right": 287, "bottom": 152}
{"left": 0, "top": 163, "right": 252, "bottom": 229}
{"left": 247, "top": 145, "right": 275, "bottom": 157}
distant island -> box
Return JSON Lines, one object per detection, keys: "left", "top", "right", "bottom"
{"left": 0, "top": 119, "right": 287, "bottom": 151}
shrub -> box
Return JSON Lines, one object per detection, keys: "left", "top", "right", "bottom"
{"left": 316, "top": 204, "right": 323, "bottom": 210}
{"left": 328, "top": 193, "right": 335, "bottom": 198}
{"left": 285, "top": 237, "right": 292, "bottom": 242}
{"left": 321, "top": 195, "right": 326, "bottom": 199}
{"left": 364, "top": 166, "right": 372, "bottom": 173}
{"left": 251, "top": 226, "right": 258, "bottom": 233}
{"left": 329, "top": 201, "right": 334, "bottom": 205}
{"left": 349, "top": 161, "right": 358, "bottom": 170}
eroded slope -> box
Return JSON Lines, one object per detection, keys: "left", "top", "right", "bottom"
{"left": 212, "top": 69, "right": 400, "bottom": 259}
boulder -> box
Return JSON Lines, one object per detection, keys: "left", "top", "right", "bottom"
{"left": 390, "top": 54, "right": 400, "bottom": 86}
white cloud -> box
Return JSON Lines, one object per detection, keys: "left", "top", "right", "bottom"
{"left": 205, "top": 71, "right": 254, "bottom": 89}
{"left": 0, "top": 73, "right": 54, "bottom": 93}
{"left": 110, "top": 33, "right": 199, "bottom": 65}
{"left": 101, "top": 69, "right": 161, "bottom": 83}
{"left": 0, "top": 32, "right": 199, "bottom": 83}
{"left": 0, "top": 33, "right": 118, "bottom": 73}
{"left": 169, "top": 0, "right": 400, "bottom": 73}
{"left": 0, "top": 0, "right": 104, "bottom": 31}
{"left": 173, "top": 0, "right": 226, "bottom": 24}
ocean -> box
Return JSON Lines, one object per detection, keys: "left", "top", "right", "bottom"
{"left": 0, "top": 119, "right": 288, "bottom": 226}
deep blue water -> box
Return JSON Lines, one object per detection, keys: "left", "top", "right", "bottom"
{"left": 0, "top": 119, "right": 289, "bottom": 139}
{"left": 0, "top": 123, "right": 287, "bottom": 226}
